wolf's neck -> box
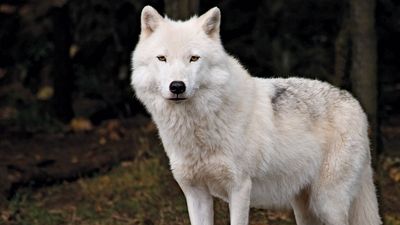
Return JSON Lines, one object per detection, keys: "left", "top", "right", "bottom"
{"left": 155, "top": 100, "right": 242, "bottom": 158}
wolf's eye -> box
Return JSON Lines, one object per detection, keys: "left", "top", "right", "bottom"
{"left": 157, "top": 56, "right": 166, "bottom": 62}
{"left": 190, "top": 55, "right": 200, "bottom": 62}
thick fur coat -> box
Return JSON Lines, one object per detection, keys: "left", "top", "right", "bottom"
{"left": 131, "top": 6, "right": 381, "bottom": 225}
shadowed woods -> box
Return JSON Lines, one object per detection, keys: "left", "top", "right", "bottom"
{"left": 0, "top": 0, "right": 400, "bottom": 224}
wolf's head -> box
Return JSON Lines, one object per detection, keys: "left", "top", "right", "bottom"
{"left": 131, "top": 6, "right": 231, "bottom": 107}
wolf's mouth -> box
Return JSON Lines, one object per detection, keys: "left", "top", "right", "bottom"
{"left": 168, "top": 97, "right": 187, "bottom": 101}
{"left": 168, "top": 94, "right": 187, "bottom": 101}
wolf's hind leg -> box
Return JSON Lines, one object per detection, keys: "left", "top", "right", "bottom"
{"left": 310, "top": 185, "right": 351, "bottom": 225}
{"left": 310, "top": 137, "right": 368, "bottom": 225}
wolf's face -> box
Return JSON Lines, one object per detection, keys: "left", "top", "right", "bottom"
{"left": 131, "top": 6, "right": 229, "bottom": 104}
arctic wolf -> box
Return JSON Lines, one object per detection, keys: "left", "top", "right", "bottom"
{"left": 131, "top": 6, "right": 381, "bottom": 225}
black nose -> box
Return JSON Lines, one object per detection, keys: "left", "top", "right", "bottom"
{"left": 169, "top": 81, "right": 186, "bottom": 94}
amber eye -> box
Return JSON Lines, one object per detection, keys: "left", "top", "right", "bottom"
{"left": 190, "top": 55, "right": 200, "bottom": 62}
{"left": 157, "top": 56, "right": 166, "bottom": 62}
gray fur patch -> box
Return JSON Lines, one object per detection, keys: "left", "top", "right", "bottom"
{"left": 271, "top": 78, "right": 336, "bottom": 120}
{"left": 271, "top": 83, "right": 303, "bottom": 115}
{"left": 271, "top": 87, "right": 287, "bottom": 105}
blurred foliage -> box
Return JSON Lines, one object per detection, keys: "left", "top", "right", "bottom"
{"left": 68, "top": 0, "right": 143, "bottom": 118}
{"left": 0, "top": 0, "right": 399, "bottom": 132}
{"left": 212, "top": 0, "right": 344, "bottom": 81}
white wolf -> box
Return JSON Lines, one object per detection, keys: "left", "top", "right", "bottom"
{"left": 131, "top": 6, "right": 381, "bottom": 225}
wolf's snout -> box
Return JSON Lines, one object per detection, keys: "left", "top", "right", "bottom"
{"left": 169, "top": 81, "right": 186, "bottom": 94}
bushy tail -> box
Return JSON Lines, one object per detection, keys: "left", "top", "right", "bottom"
{"left": 349, "top": 166, "right": 382, "bottom": 225}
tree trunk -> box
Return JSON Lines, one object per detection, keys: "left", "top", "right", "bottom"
{"left": 51, "top": 5, "right": 74, "bottom": 122}
{"left": 164, "top": 0, "right": 199, "bottom": 20}
{"left": 333, "top": 15, "right": 350, "bottom": 88}
{"left": 349, "top": 0, "right": 378, "bottom": 161}
{"left": 349, "top": 0, "right": 381, "bottom": 218}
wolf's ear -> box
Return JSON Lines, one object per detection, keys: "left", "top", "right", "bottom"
{"left": 199, "top": 7, "right": 221, "bottom": 39}
{"left": 141, "top": 6, "right": 163, "bottom": 38}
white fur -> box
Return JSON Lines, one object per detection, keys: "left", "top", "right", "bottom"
{"left": 131, "top": 6, "right": 381, "bottom": 225}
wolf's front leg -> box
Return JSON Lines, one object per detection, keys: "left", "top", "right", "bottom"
{"left": 180, "top": 185, "right": 214, "bottom": 225}
{"left": 229, "top": 177, "right": 252, "bottom": 225}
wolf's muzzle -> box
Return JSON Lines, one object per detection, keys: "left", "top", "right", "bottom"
{"left": 169, "top": 81, "right": 186, "bottom": 94}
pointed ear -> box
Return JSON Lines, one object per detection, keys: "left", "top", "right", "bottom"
{"left": 199, "top": 7, "right": 221, "bottom": 39}
{"left": 141, "top": 6, "right": 163, "bottom": 38}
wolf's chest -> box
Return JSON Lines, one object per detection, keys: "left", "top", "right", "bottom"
{"left": 170, "top": 153, "right": 234, "bottom": 200}
{"left": 164, "top": 119, "right": 226, "bottom": 155}
{"left": 159, "top": 115, "right": 236, "bottom": 199}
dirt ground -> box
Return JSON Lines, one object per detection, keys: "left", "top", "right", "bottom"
{"left": 1, "top": 117, "right": 400, "bottom": 225}
{"left": 0, "top": 116, "right": 151, "bottom": 198}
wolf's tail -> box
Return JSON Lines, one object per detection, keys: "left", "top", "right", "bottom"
{"left": 349, "top": 165, "right": 382, "bottom": 225}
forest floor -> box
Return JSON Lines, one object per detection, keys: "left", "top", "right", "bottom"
{"left": 1, "top": 117, "right": 400, "bottom": 225}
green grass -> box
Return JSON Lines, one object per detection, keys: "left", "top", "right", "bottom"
{"left": 2, "top": 156, "right": 190, "bottom": 225}
{"left": 385, "top": 216, "right": 400, "bottom": 225}
{"left": 5, "top": 150, "right": 399, "bottom": 225}
{"left": 7, "top": 194, "right": 65, "bottom": 225}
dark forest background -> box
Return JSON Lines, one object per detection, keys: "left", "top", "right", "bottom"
{"left": 0, "top": 0, "right": 400, "bottom": 224}
{"left": 1, "top": 0, "right": 399, "bottom": 135}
